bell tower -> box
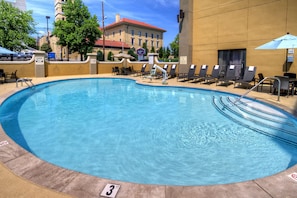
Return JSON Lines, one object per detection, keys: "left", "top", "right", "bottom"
{"left": 54, "top": 0, "right": 66, "bottom": 21}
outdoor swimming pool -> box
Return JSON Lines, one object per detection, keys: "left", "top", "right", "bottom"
{"left": 1, "top": 78, "right": 297, "bottom": 186}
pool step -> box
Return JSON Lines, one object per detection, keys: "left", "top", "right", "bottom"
{"left": 212, "top": 96, "right": 297, "bottom": 146}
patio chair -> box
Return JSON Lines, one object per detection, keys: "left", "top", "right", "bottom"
{"left": 112, "top": 66, "right": 120, "bottom": 75}
{"left": 234, "top": 66, "right": 256, "bottom": 88}
{"left": 177, "top": 64, "right": 196, "bottom": 81}
{"left": 168, "top": 64, "right": 177, "bottom": 79}
{"left": 5, "top": 70, "right": 18, "bottom": 83}
{"left": 135, "top": 64, "right": 147, "bottom": 76}
{"left": 189, "top": 64, "right": 208, "bottom": 82}
{"left": 273, "top": 76, "right": 291, "bottom": 97}
{"left": 284, "top": 73, "right": 297, "bottom": 94}
{"left": 203, "top": 65, "right": 221, "bottom": 84}
{"left": 256, "top": 73, "right": 273, "bottom": 92}
{"left": 0, "top": 69, "right": 5, "bottom": 83}
{"left": 216, "top": 65, "right": 237, "bottom": 86}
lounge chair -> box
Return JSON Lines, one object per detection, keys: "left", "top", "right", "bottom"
{"left": 0, "top": 69, "right": 5, "bottom": 83}
{"left": 177, "top": 64, "right": 196, "bottom": 81}
{"left": 5, "top": 70, "right": 18, "bottom": 83}
{"left": 234, "top": 66, "right": 256, "bottom": 88}
{"left": 135, "top": 64, "right": 147, "bottom": 76}
{"left": 168, "top": 64, "right": 177, "bottom": 79}
{"left": 112, "top": 67, "right": 120, "bottom": 75}
{"left": 203, "top": 65, "right": 221, "bottom": 84}
{"left": 273, "top": 76, "right": 291, "bottom": 97}
{"left": 256, "top": 73, "right": 273, "bottom": 92}
{"left": 216, "top": 65, "right": 237, "bottom": 86}
{"left": 142, "top": 64, "right": 158, "bottom": 80}
{"left": 189, "top": 64, "right": 208, "bottom": 82}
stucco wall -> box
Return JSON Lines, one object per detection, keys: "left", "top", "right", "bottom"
{"left": 0, "top": 56, "right": 176, "bottom": 77}
{"left": 0, "top": 59, "right": 35, "bottom": 77}
{"left": 183, "top": 0, "right": 297, "bottom": 76}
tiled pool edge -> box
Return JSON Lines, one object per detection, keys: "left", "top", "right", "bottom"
{"left": 0, "top": 76, "right": 297, "bottom": 198}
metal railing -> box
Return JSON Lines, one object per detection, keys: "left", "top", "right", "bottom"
{"left": 232, "top": 76, "right": 280, "bottom": 105}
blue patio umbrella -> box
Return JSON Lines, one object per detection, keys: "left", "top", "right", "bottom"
{"left": 255, "top": 32, "right": 297, "bottom": 71}
{"left": 255, "top": 33, "right": 297, "bottom": 50}
{"left": 0, "top": 46, "right": 16, "bottom": 55}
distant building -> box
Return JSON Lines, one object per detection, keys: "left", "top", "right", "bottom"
{"left": 103, "top": 14, "right": 166, "bottom": 52}
{"left": 5, "top": 0, "right": 26, "bottom": 11}
{"left": 47, "top": 0, "right": 166, "bottom": 60}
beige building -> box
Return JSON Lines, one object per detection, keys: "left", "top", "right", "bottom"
{"left": 104, "top": 14, "right": 166, "bottom": 52}
{"left": 44, "top": 1, "right": 166, "bottom": 60}
{"left": 179, "top": 0, "right": 297, "bottom": 77}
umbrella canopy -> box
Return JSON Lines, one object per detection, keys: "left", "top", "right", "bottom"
{"left": 113, "top": 53, "right": 135, "bottom": 59}
{"left": 255, "top": 33, "right": 297, "bottom": 50}
{"left": 0, "top": 46, "right": 16, "bottom": 54}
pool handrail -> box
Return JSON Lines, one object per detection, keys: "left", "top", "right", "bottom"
{"left": 232, "top": 76, "right": 281, "bottom": 105}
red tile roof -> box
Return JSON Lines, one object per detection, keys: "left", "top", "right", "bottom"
{"left": 95, "top": 40, "right": 131, "bottom": 48}
{"left": 106, "top": 18, "right": 166, "bottom": 32}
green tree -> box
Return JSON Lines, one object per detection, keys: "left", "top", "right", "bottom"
{"left": 158, "top": 47, "right": 164, "bottom": 59}
{"left": 170, "top": 34, "right": 179, "bottom": 58}
{"left": 142, "top": 42, "right": 148, "bottom": 57}
{"left": 128, "top": 48, "right": 137, "bottom": 60}
{"left": 0, "top": 0, "right": 36, "bottom": 51}
{"left": 52, "top": 0, "right": 101, "bottom": 61}
{"left": 107, "top": 51, "right": 114, "bottom": 61}
{"left": 97, "top": 50, "right": 103, "bottom": 61}
{"left": 150, "top": 46, "right": 155, "bottom": 53}
{"left": 165, "top": 47, "right": 171, "bottom": 59}
{"left": 40, "top": 43, "right": 52, "bottom": 53}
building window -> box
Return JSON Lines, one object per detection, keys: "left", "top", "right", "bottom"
{"left": 139, "top": 39, "right": 142, "bottom": 46}
{"left": 157, "top": 35, "right": 159, "bottom": 40}
{"left": 113, "top": 32, "right": 115, "bottom": 37}
{"left": 131, "top": 30, "right": 134, "bottom": 36}
{"left": 131, "top": 38, "right": 134, "bottom": 45}
{"left": 151, "top": 40, "right": 154, "bottom": 47}
{"left": 145, "top": 33, "right": 148, "bottom": 38}
{"left": 119, "top": 30, "right": 121, "bottom": 36}
{"left": 218, "top": 49, "right": 246, "bottom": 78}
{"left": 157, "top": 41, "right": 159, "bottom": 48}
{"left": 151, "top": 33, "right": 154, "bottom": 39}
{"left": 138, "top": 31, "right": 141, "bottom": 37}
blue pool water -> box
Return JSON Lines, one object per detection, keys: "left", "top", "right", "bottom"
{"left": 1, "top": 78, "right": 297, "bottom": 186}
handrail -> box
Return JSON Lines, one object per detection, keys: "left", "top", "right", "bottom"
{"left": 142, "top": 64, "right": 168, "bottom": 84}
{"left": 16, "top": 78, "right": 35, "bottom": 88}
{"left": 232, "top": 76, "right": 280, "bottom": 105}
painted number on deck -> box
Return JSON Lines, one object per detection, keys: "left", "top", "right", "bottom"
{"left": 0, "top": 141, "right": 9, "bottom": 147}
{"left": 100, "top": 183, "right": 120, "bottom": 198}
{"left": 288, "top": 172, "right": 297, "bottom": 182}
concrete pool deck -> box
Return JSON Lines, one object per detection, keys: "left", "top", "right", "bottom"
{"left": 0, "top": 74, "right": 297, "bottom": 198}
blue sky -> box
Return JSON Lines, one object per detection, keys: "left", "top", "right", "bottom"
{"left": 26, "top": 0, "right": 179, "bottom": 47}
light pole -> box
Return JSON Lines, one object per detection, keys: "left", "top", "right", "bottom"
{"left": 46, "top": 16, "right": 50, "bottom": 47}
{"left": 45, "top": 16, "right": 51, "bottom": 46}
{"left": 102, "top": 1, "right": 105, "bottom": 61}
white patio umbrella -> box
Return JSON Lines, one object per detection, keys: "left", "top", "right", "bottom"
{"left": 113, "top": 53, "right": 135, "bottom": 60}
{"left": 255, "top": 32, "right": 297, "bottom": 71}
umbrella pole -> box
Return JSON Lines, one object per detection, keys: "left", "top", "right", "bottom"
{"left": 286, "top": 49, "right": 288, "bottom": 72}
